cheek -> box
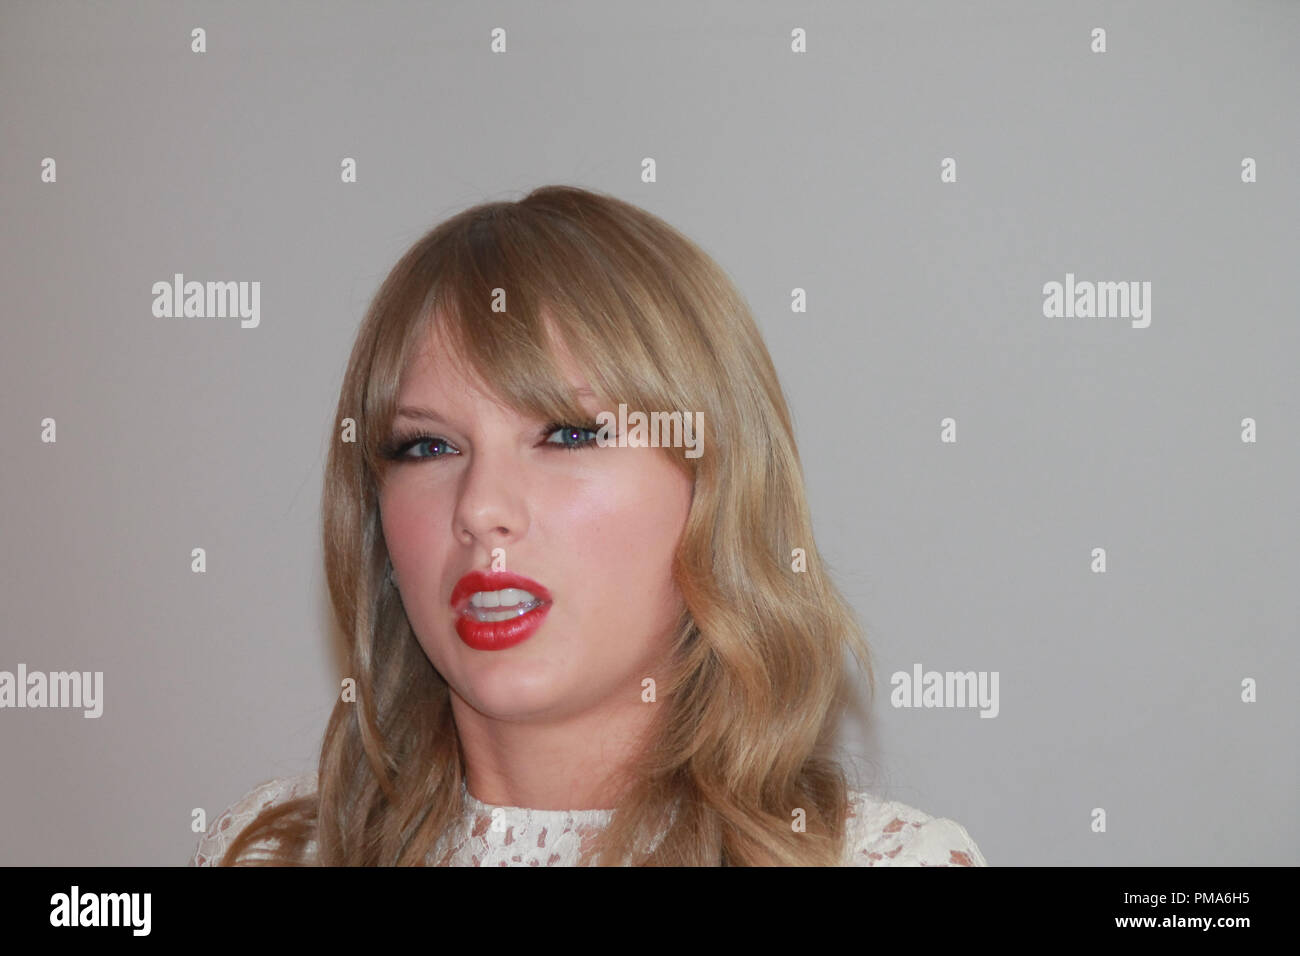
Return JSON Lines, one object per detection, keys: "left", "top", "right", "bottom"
{"left": 379, "top": 485, "right": 452, "bottom": 573}
{"left": 545, "top": 459, "right": 690, "bottom": 614}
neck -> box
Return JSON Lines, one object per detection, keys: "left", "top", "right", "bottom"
{"left": 450, "top": 692, "right": 657, "bottom": 811}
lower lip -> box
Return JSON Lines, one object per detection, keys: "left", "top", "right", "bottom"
{"left": 454, "top": 602, "right": 552, "bottom": 651}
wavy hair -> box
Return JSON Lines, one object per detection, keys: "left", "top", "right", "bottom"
{"left": 222, "top": 185, "right": 874, "bottom": 865}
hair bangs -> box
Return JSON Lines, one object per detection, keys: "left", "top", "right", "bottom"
{"left": 365, "top": 204, "right": 696, "bottom": 483}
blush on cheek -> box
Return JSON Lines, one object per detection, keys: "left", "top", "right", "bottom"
{"left": 380, "top": 495, "right": 454, "bottom": 591}
{"left": 598, "top": 493, "right": 687, "bottom": 601}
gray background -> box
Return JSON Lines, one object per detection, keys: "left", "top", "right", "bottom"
{"left": 1, "top": 0, "right": 1296, "bottom": 866}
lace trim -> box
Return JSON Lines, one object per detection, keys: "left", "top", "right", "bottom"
{"left": 189, "top": 772, "right": 987, "bottom": 867}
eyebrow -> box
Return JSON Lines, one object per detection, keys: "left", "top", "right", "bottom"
{"left": 394, "top": 388, "right": 596, "bottom": 423}
{"left": 394, "top": 405, "right": 447, "bottom": 424}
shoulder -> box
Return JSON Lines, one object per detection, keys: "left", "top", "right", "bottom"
{"left": 189, "top": 771, "right": 319, "bottom": 866}
{"left": 842, "top": 789, "right": 988, "bottom": 866}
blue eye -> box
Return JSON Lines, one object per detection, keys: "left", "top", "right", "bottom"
{"left": 544, "top": 424, "right": 600, "bottom": 451}
{"left": 380, "top": 423, "right": 601, "bottom": 463}
{"left": 381, "top": 432, "right": 455, "bottom": 461}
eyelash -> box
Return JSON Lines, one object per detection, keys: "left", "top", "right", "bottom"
{"left": 380, "top": 421, "right": 602, "bottom": 462}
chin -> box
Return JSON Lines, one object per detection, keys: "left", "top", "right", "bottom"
{"left": 449, "top": 656, "right": 578, "bottom": 722}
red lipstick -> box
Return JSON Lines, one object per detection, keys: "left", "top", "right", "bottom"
{"left": 450, "top": 570, "right": 553, "bottom": 651}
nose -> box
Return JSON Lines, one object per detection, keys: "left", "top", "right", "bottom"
{"left": 452, "top": 444, "right": 530, "bottom": 550}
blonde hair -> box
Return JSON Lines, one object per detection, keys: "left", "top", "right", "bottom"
{"left": 223, "top": 185, "right": 874, "bottom": 865}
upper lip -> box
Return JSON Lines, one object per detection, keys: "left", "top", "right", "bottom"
{"left": 450, "top": 569, "right": 552, "bottom": 614}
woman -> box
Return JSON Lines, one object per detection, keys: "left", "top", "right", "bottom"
{"left": 190, "top": 185, "right": 986, "bottom": 866}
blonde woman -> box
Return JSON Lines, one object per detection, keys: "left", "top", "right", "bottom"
{"left": 190, "top": 185, "right": 986, "bottom": 866}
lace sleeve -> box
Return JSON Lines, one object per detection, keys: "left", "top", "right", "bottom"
{"left": 188, "top": 772, "right": 317, "bottom": 866}
{"left": 845, "top": 791, "right": 988, "bottom": 867}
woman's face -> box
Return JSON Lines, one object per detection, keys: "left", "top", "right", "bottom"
{"left": 378, "top": 320, "right": 693, "bottom": 727}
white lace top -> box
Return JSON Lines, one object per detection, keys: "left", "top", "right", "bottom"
{"left": 189, "top": 772, "right": 987, "bottom": 867}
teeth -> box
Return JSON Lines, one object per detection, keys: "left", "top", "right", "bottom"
{"left": 469, "top": 605, "right": 538, "bottom": 623}
{"left": 469, "top": 588, "right": 537, "bottom": 609}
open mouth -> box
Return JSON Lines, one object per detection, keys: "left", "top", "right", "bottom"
{"left": 450, "top": 570, "right": 553, "bottom": 651}
{"left": 461, "top": 588, "right": 546, "bottom": 623}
